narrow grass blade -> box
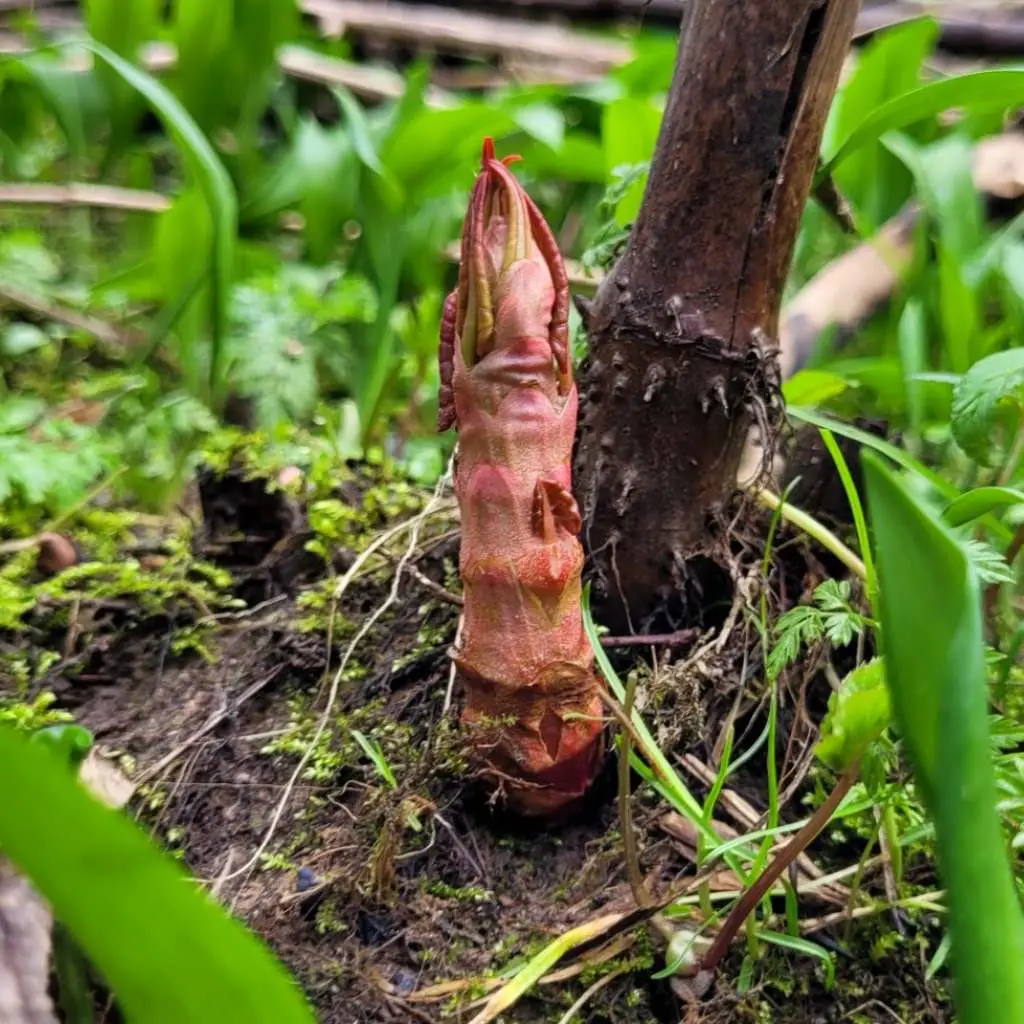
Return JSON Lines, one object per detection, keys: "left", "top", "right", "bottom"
{"left": 757, "top": 930, "right": 835, "bottom": 988}
{"left": 790, "top": 406, "right": 1014, "bottom": 545}
{"left": 468, "top": 912, "right": 624, "bottom": 1024}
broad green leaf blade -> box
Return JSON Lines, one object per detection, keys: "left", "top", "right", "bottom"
{"left": 173, "top": 0, "right": 233, "bottom": 132}
{"left": 154, "top": 188, "right": 212, "bottom": 394}
{"left": 950, "top": 348, "right": 1024, "bottom": 465}
{"left": 781, "top": 369, "right": 849, "bottom": 407}
{"left": 821, "top": 17, "right": 936, "bottom": 226}
{"left": 75, "top": 39, "right": 238, "bottom": 409}
{"left": 84, "top": 0, "right": 161, "bottom": 155}
{"left": 821, "top": 70, "right": 1024, "bottom": 183}
{"left": 814, "top": 658, "right": 890, "bottom": 773}
{"left": 882, "top": 131, "right": 982, "bottom": 373}
{"left": 0, "top": 724, "right": 317, "bottom": 1024}
{"left": 862, "top": 452, "right": 1024, "bottom": 1024}
{"left": 942, "top": 486, "right": 1024, "bottom": 528}
{"left": 601, "top": 97, "right": 661, "bottom": 224}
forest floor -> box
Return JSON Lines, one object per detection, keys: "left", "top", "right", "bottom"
{"left": 6, "top": 448, "right": 952, "bottom": 1024}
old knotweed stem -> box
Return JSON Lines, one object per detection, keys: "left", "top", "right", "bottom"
{"left": 439, "top": 138, "right": 604, "bottom": 814}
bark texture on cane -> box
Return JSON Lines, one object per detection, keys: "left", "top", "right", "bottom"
{"left": 573, "top": 0, "right": 861, "bottom": 632}
{"left": 440, "top": 139, "right": 604, "bottom": 815}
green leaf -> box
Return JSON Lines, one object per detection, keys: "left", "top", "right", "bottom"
{"left": 815, "top": 658, "right": 890, "bottom": 773}
{"left": 381, "top": 105, "right": 516, "bottom": 194}
{"left": 883, "top": 131, "right": 982, "bottom": 372}
{"left": 153, "top": 189, "right": 213, "bottom": 393}
{"left": 75, "top": 40, "right": 238, "bottom": 408}
{"left": 6, "top": 51, "right": 104, "bottom": 167}
{"left": 30, "top": 724, "right": 95, "bottom": 771}
{"left": 511, "top": 104, "right": 565, "bottom": 151}
{"left": 822, "top": 70, "right": 1024, "bottom": 185}
{"left": 782, "top": 369, "right": 849, "bottom": 407}
{"left": 3, "top": 322, "right": 50, "bottom": 356}
{"left": 942, "top": 487, "right": 1024, "bottom": 528}
{"left": 756, "top": 930, "right": 836, "bottom": 989}
{"left": 821, "top": 18, "right": 936, "bottom": 226}
{"left": 962, "top": 537, "right": 1015, "bottom": 586}
{"left": 0, "top": 723, "right": 317, "bottom": 1024}
{"left": 84, "top": 0, "right": 162, "bottom": 155}
{"left": 289, "top": 118, "right": 358, "bottom": 263}
{"left": 601, "top": 97, "right": 661, "bottom": 224}
{"left": 334, "top": 88, "right": 387, "bottom": 179}
{"left": 862, "top": 452, "right": 1024, "bottom": 1024}
{"left": 897, "top": 298, "right": 927, "bottom": 436}
{"left": 950, "top": 348, "right": 1024, "bottom": 465}
{"left": 172, "top": 0, "right": 293, "bottom": 137}
{"left": 351, "top": 729, "right": 397, "bottom": 788}
{"left": 173, "top": 0, "right": 232, "bottom": 130}
{"left": 787, "top": 406, "right": 1014, "bottom": 546}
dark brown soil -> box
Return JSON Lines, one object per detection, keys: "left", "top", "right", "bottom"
{"left": 19, "top": 468, "right": 951, "bottom": 1024}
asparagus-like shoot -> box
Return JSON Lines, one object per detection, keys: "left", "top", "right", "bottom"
{"left": 439, "top": 138, "right": 605, "bottom": 815}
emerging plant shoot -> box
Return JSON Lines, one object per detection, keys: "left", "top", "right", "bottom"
{"left": 439, "top": 138, "right": 605, "bottom": 815}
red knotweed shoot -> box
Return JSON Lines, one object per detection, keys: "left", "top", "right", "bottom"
{"left": 438, "top": 138, "right": 605, "bottom": 815}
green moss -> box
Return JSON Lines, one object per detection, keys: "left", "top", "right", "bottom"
{"left": 305, "top": 480, "right": 423, "bottom": 561}
{"left": 0, "top": 690, "right": 72, "bottom": 731}
{"left": 391, "top": 608, "right": 455, "bottom": 672}
{"left": 422, "top": 879, "right": 493, "bottom": 903}
{"left": 313, "top": 896, "right": 349, "bottom": 936}
{"left": 261, "top": 695, "right": 416, "bottom": 787}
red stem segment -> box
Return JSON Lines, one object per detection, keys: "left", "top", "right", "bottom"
{"left": 439, "top": 139, "right": 605, "bottom": 815}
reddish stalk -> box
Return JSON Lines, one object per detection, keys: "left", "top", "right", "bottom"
{"left": 696, "top": 764, "right": 860, "bottom": 974}
{"left": 438, "top": 139, "right": 605, "bottom": 815}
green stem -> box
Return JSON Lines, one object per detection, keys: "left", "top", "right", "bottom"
{"left": 756, "top": 488, "right": 866, "bottom": 580}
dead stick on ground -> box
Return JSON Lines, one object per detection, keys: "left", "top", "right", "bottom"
{"left": 0, "top": 182, "right": 169, "bottom": 212}
{"left": 299, "top": 0, "right": 631, "bottom": 69}
{"left": 0, "top": 282, "right": 139, "bottom": 349}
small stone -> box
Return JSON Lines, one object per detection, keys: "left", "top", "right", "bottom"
{"left": 296, "top": 867, "right": 318, "bottom": 893}
{"left": 36, "top": 533, "right": 78, "bottom": 576}
{"left": 392, "top": 967, "right": 417, "bottom": 994}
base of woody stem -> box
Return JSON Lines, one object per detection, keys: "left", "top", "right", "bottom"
{"left": 462, "top": 697, "right": 607, "bottom": 817}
